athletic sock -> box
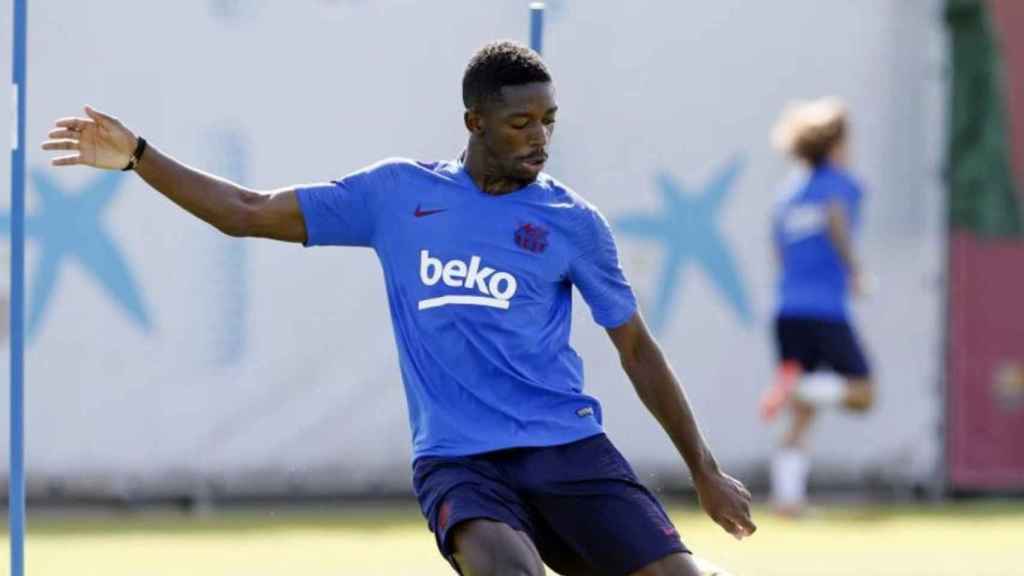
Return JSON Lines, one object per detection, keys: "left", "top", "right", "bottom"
{"left": 771, "top": 448, "right": 809, "bottom": 509}
{"left": 795, "top": 371, "right": 846, "bottom": 408}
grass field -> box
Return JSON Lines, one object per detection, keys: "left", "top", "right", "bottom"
{"left": 8, "top": 500, "right": 1023, "bottom": 576}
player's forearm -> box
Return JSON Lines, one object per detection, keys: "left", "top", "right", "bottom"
{"left": 134, "top": 142, "right": 263, "bottom": 237}
{"left": 826, "top": 202, "right": 860, "bottom": 275}
{"left": 830, "top": 231, "right": 859, "bottom": 274}
{"left": 621, "top": 339, "right": 721, "bottom": 479}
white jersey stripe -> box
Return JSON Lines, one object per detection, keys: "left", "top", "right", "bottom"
{"left": 418, "top": 295, "right": 511, "bottom": 310}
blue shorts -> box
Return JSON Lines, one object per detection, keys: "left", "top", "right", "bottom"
{"left": 412, "top": 433, "right": 688, "bottom": 575}
{"left": 775, "top": 315, "right": 871, "bottom": 378}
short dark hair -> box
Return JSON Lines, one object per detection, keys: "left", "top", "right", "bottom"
{"left": 462, "top": 40, "right": 551, "bottom": 110}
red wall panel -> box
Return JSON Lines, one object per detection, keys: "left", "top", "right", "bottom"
{"left": 948, "top": 233, "right": 1024, "bottom": 489}
{"left": 989, "top": 0, "right": 1024, "bottom": 196}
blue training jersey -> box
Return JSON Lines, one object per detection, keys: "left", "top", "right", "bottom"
{"left": 296, "top": 158, "right": 637, "bottom": 460}
{"left": 773, "top": 163, "right": 863, "bottom": 320}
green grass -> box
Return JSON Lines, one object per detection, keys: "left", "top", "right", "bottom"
{"left": 7, "top": 501, "right": 1023, "bottom": 575}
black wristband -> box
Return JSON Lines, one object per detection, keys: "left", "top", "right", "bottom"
{"left": 122, "top": 137, "right": 148, "bottom": 171}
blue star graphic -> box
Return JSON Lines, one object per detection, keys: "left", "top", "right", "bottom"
{"left": 204, "top": 125, "right": 250, "bottom": 364}
{"left": 614, "top": 158, "right": 753, "bottom": 332}
{"left": 0, "top": 170, "right": 151, "bottom": 338}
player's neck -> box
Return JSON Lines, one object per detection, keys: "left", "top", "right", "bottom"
{"left": 462, "top": 147, "right": 530, "bottom": 196}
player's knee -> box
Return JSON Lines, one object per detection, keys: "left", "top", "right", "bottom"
{"left": 844, "top": 379, "right": 874, "bottom": 412}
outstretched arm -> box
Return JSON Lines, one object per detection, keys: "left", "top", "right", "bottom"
{"left": 608, "top": 312, "right": 756, "bottom": 539}
{"left": 41, "top": 106, "right": 306, "bottom": 243}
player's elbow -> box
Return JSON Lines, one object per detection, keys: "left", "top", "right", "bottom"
{"left": 608, "top": 314, "right": 650, "bottom": 367}
{"left": 618, "top": 328, "right": 658, "bottom": 368}
{"left": 215, "top": 210, "right": 253, "bottom": 238}
{"left": 216, "top": 191, "right": 266, "bottom": 238}
{"left": 617, "top": 340, "right": 655, "bottom": 380}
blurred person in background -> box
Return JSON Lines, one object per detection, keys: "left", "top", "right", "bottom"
{"left": 41, "top": 41, "right": 753, "bottom": 576}
{"left": 759, "top": 98, "right": 876, "bottom": 516}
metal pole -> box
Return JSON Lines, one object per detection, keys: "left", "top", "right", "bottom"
{"left": 10, "top": 0, "right": 28, "bottom": 574}
{"left": 529, "top": 2, "right": 544, "bottom": 54}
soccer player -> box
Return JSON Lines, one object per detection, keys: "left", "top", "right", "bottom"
{"left": 759, "top": 98, "right": 876, "bottom": 516}
{"left": 43, "top": 41, "right": 754, "bottom": 575}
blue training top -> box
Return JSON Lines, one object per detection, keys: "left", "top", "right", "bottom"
{"left": 773, "top": 163, "right": 863, "bottom": 320}
{"left": 296, "top": 158, "right": 637, "bottom": 460}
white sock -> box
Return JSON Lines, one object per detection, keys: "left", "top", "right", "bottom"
{"left": 795, "top": 371, "right": 846, "bottom": 407}
{"left": 771, "top": 448, "right": 809, "bottom": 508}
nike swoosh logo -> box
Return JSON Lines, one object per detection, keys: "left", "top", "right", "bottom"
{"left": 414, "top": 204, "right": 447, "bottom": 218}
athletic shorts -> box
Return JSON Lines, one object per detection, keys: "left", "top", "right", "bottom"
{"left": 412, "top": 433, "right": 688, "bottom": 575}
{"left": 774, "top": 315, "right": 871, "bottom": 378}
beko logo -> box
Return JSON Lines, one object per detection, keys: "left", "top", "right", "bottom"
{"left": 418, "top": 250, "right": 518, "bottom": 310}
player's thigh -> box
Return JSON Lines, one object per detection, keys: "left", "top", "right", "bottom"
{"left": 815, "top": 321, "right": 874, "bottom": 411}
{"left": 630, "top": 552, "right": 701, "bottom": 576}
{"left": 534, "top": 481, "right": 688, "bottom": 574}
{"left": 843, "top": 377, "right": 875, "bottom": 411}
{"left": 413, "top": 456, "right": 540, "bottom": 572}
{"left": 524, "top": 514, "right": 599, "bottom": 576}
{"left": 774, "top": 316, "right": 821, "bottom": 371}
{"left": 815, "top": 319, "right": 871, "bottom": 379}
{"left": 450, "top": 518, "right": 545, "bottom": 576}
{"left": 524, "top": 435, "right": 689, "bottom": 574}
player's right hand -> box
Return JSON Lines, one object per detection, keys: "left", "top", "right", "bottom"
{"left": 852, "top": 271, "right": 878, "bottom": 298}
{"left": 41, "top": 106, "right": 138, "bottom": 170}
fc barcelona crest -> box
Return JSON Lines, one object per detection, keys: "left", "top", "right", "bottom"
{"left": 514, "top": 222, "right": 549, "bottom": 254}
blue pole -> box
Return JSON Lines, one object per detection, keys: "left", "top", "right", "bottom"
{"left": 10, "top": 0, "right": 27, "bottom": 575}
{"left": 529, "top": 2, "right": 544, "bottom": 54}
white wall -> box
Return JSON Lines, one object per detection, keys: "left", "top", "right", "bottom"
{"left": 0, "top": 0, "right": 945, "bottom": 498}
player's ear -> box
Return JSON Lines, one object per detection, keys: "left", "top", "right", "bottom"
{"left": 464, "top": 109, "right": 484, "bottom": 135}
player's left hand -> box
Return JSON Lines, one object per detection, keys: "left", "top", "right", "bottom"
{"left": 694, "top": 468, "right": 756, "bottom": 540}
